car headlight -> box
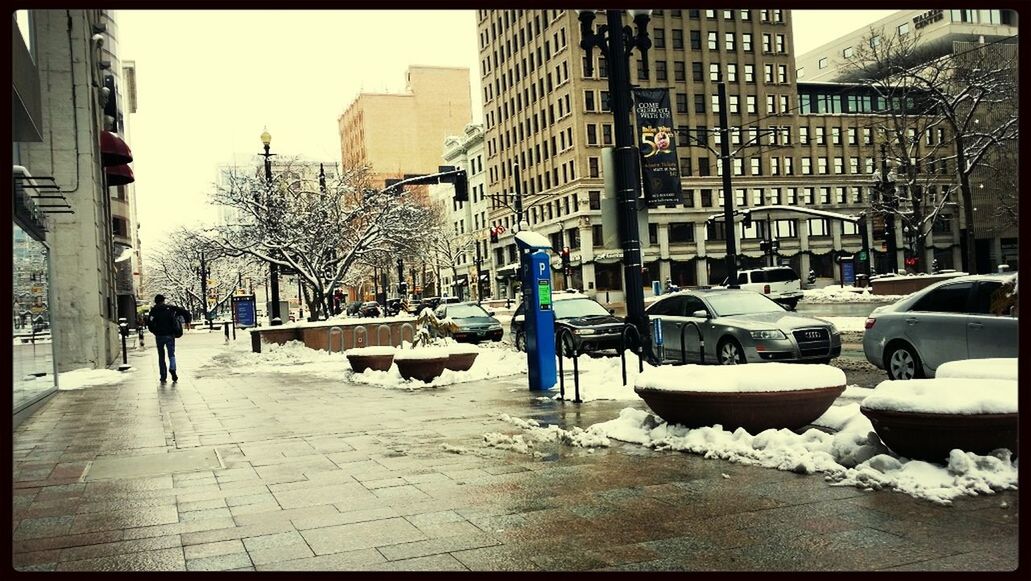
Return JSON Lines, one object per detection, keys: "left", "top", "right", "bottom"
{"left": 574, "top": 328, "right": 597, "bottom": 336}
{"left": 750, "top": 330, "right": 786, "bottom": 340}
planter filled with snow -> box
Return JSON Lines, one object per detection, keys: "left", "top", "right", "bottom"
{"left": 394, "top": 348, "right": 450, "bottom": 383}
{"left": 443, "top": 345, "right": 480, "bottom": 372}
{"left": 860, "top": 378, "right": 1018, "bottom": 462}
{"left": 633, "top": 363, "right": 846, "bottom": 432}
{"left": 935, "top": 358, "right": 1017, "bottom": 381}
{"left": 345, "top": 346, "right": 396, "bottom": 373}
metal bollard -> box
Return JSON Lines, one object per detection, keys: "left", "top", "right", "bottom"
{"left": 223, "top": 322, "right": 230, "bottom": 343}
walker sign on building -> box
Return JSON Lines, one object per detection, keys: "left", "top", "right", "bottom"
{"left": 633, "top": 88, "right": 683, "bottom": 206}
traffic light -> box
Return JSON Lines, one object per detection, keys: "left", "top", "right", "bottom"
{"left": 489, "top": 227, "right": 499, "bottom": 244}
{"left": 770, "top": 239, "right": 780, "bottom": 252}
{"left": 561, "top": 247, "right": 571, "bottom": 273}
{"left": 442, "top": 169, "right": 468, "bottom": 202}
{"left": 742, "top": 212, "right": 752, "bottom": 229}
{"left": 759, "top": 240, "right": 768, "bottom": 253}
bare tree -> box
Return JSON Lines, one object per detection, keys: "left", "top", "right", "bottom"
{"left": 147, "top": 229, "right": 261, "bottom": 320}
{"left": 204, "top": 160, "right": 433, "bottom": 319}
{"left": 846, "top": 28, "right": 1019, "bottom": 273}
{"left": 424, "top": 200, "right": 476, "bottom": 298}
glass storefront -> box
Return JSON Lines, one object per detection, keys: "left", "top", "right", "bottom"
{"left": 13, "top": 223, "right": 56, "bottom": 412}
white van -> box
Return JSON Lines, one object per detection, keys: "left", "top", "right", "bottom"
{"left": 725, "top": 266, "right": 803, "bottom": 310}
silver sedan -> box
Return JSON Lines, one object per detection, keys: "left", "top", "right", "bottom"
{"left": 647, "top": 289, "right": 842, "bottom": 365}
{"left": 863, "top": 273, "right": 1018, "bottom": 380}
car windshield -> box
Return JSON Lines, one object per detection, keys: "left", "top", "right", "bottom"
{"left": 447, "top": 304, "right": 489, "bottom": 318}
{"left": 706, "top": 292, "right": 784, "bottom": 316}
{"left": 553, "top": 298, "right": 610, "bottom": 319}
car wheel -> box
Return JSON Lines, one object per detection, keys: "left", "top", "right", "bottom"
{"left": 558, "top": 334, "right": 577, "bottom": 358}
{"left": 514, "top": 331, "right": 526, "bottom": 352}
{"left": 886, "top": 342, "right": 924, "bottom": 380}
{"left": 717, "top": 338, "right": 745, "bottom": 365}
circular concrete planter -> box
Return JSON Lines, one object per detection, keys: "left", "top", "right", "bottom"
{"left": 634, "top": 385, "right": 845, "bottom": 432}
{"left": 394, "top": 355, "right": 449, "bottom": 383}
{"left": 444, "top": 352, "right": 479, "bottom": 372}
{"left": 346, "top": 353, "right": 394, "bottom": 373}
{"left": 860, "top": 407, "right": 1019, "bottom": 462}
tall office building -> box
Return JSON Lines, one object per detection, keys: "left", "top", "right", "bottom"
{"left": 338, "top": 66, "right": 473, "bottom": 189}
{"left": 477, "top": 9, "right": 964, "bottom": 306}
{"left": 796, "top": 8, "right": 1019, "bottom": 271}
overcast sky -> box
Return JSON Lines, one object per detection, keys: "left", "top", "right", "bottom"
{"left": 117, "top": 9, "right": 895, "bottom": 255}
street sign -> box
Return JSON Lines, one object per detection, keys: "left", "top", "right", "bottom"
{"left": 858, "top": 250, "right": 868, "bottom": 261}
{"left": 232, "top": 295, "right": 257, "bottom": 327}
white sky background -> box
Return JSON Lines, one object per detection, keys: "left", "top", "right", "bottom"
{"left": 118, "top": 9, "right": 895, "bottom": 256}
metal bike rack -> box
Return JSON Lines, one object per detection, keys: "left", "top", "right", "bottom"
{"left": 376, "top": 324, "right": 392, "bottom": 346}
{"left": 679, "top": 321, "right": 705, "bottom": 365}
{"left": 353, "top": 325, "right": 368, "bottom": 349}
{"left": 555, "top": 327, "right": 582, "bottom": 403}
{"left": 327, "top": 326, "right": 344, "bottom": 354}
{"left": 399, "top": 323, "right": 415, "bottom": 347}
{"left": 619, "top": 324, "right": 644, "bottom": 387}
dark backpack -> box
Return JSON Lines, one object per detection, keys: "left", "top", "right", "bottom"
{"left": 172, "top": 313, "right": 184, "bottom": 338}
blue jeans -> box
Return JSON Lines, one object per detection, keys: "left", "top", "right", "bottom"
{"left": 155, "top": 335, "right": 177, "bottom": 380}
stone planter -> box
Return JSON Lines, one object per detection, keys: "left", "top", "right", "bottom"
{"left": 444, "top": 352, "right": 479, "bottom": 372}
{"left": 860, "top": 407, "right": 1019, "bottom": 462}
{"left": 394, "top": 356, "right": 449, "bottom": 383}
{"left": 346, "top": 353, "right": 394, "bottom": 373}
{"left": 634, "top": 385, "right": 845, "bottom": 432}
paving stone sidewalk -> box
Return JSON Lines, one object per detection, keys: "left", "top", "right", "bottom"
{"left": 11, "top": 332, "right": 1018, "bottom": 571}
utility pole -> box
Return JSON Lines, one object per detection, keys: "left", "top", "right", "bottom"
{"left": 880, "top": 143, "right": 901, "bottom": 274}
{"left": 475, "top": 241, "right": 484, "bottom": 305}
{"left": 717, "top": 82, "right": 739, "bottom": 286}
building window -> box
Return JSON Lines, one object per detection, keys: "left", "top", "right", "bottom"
{"left": 802, "top": 157, "right": 812, "bottom": 175}
{"left": 692, "top": 61, "right": 703, "bottom": 81}
{"left": 818, "top": 57, "right": 828, "bottom": 69}
{"left": 690, "top": 30, "right": 701, "bottom": 50}
{"left": 898, "top": 22, "right": 910, "bottom": 35}
{"left": 809, "top": 218, "right": 830, "bottom": 236}
{"left": 655, "top": 60, "right": 667, "bottom": 81}
{"left": 842, "top": 46, "right": 854, "bottom": 58}
{"left": 586, "top": 124, "right": 598, "bottom": 145}
{"left": 672, "top": 29, "right": 683, "bottom": 49}
{"left": 592, "top": 224, "right": 604, "bottom": 246}
{"left": 669, "top": 222, "right": 695, "bottom": 243}
{"left": 589, "top": 190, "right": 601, "bottom": 210}
{"left": 836, "top": 187, "right": 847, "bottom": 203}
{"left": 707, "top": 31, "right": 718, "bottom": 50}
{"left": 819, "top": 187, "right": 831, "bottom": 203}
{"left": 584, "top": 90, "right": 595, "bottom": 111}
{"left": 742, "top": 33, "right": 753, "bottom": 52}
{"left": 588, "top": 157, "right": 600, "bottom": 178}
{"left": 727, "top": 63, "right": 737, "bottom": 82}
{"left": 654, "top": 28, "right": 666, "bottom": 48}
{"left": 818, "top": 157, "right": 828, "bottom": 174}
{"left": 674, "top": 61, "right": 685, "bottom": 81}
{"left": 725, "top": 32, "right": 735, "bottom": 51}
{"left": 700, "top": 189, "right": 713, "bottom": 206}
{"left": 709, "top": 63, "right": 721, "bottom": 81}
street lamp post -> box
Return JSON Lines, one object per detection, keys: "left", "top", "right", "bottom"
{"left": 578, "top": 8, "right": 655, "bottom": 362}
{"left": 260, "top": 129, "right": 283, "bottom": 326}
{"left": 195, "top": 251, "right": 209, "bottom": 325}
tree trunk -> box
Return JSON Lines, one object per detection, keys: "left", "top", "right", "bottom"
{"left": 952, "top": 131, "right": 978, "bottom": 274}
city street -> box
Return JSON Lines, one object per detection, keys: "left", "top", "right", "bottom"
{"left": 11, "top": 332, "right": 1017, "bottom": 572}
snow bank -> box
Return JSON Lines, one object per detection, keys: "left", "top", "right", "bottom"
{"left": 635, "top": 363, "right": 845, "bottom": 393}
{"left": 550, "top": 351, "right": 650, "bottom": 402}
{"left": 482, "top": 413, "right": 611, "bottom": 455}
{"left": 583, "top": 407, "right": 1017, "bottom": 504}
{"left": 55, "top": 367, "right": 133, "bottom": 390}
{"left": 861, "top": 379, "right": 1018, "bottom": 414}
{"left": 345, "top": 346, "right": 396, "bottom": 356}
{"left": 394, "top": 347, "right": 452, "bottom": 360}
{"left": 935, "top": 358, "right": 1018, "bottom": 381}
{"left": 803, "top": 286, "right": 905, "bottom": 303}
{"left": 347, "top": 343, "right": 527, "bottom": 390}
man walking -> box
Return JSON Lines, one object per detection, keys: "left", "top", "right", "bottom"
{"left": 146, "top": 294, "right": 192, "bottom": 383}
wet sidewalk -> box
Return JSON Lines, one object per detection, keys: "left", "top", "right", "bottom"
{"left": 12, "top": 333, "right": 1018, "bottom": 571}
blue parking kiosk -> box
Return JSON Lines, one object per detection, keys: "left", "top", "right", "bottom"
{"left": 515, "top": 231, "right": 556, "bottom": 391}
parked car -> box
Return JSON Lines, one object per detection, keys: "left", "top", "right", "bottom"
{"left": 863, "top": 273, "right": 1018, "bottom": 380}
{"left": 724, "top": 266, "right": 803, "bottom": 310}
{"left": 413, "top": 296, "right": 460, "bottom": 315}
{"left": 511, "top": 292, "right": 625, "bottom": 355}
{"left": 647, "top": 288, "right": 841, "bottom": 365}
{"left": 385, "top": 298, "right": 409, "bottom": 317}
{"left": 345, "top": 301, "right": 363, "bottom": 317}
{"left": 358, "top": 301, "right": 381, "bottom": 318}
{"left": 434, "top": 302, "right": 503, "bottom": 343}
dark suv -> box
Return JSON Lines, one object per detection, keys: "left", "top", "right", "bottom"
{"left": 511, "top": 294, "right": 625, "bottom": 355}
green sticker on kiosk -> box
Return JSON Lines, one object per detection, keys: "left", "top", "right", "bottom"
{"left": 538, "top": 280, "right": 552, "bottom": 307}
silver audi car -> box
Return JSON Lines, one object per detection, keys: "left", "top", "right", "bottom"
{"left": 646, "top": 288, "right": 841, "bottom": 365}
{"left": 863, "top": 273, "right": 1018, "bottom": 380}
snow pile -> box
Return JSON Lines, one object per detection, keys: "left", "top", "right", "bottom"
{"left": 803, "top": 286, "right": 905, "bottom": 303}
{"left": 215, "top": 340, "right": 350, "bottom": 380}
{"left": 582, "top": 407, "right": 1016, "bottom": 504}
{"left": 55, "top": 367, "right": 134, "bottom": 390}
{"left": 394, "top": 347, "right": 452, "bottom": 360}
{"left": 635, "top": 363, "right": 846, "bottom": 393}
{"left": 550, "top": 351, "right": 651, "bottom": 402}
{"left": 818, "top": 317, "right": 866, "bottom": 333}
{"left": 936, "top": 358, "right": 1018, "bottom": 381}
{"left": 483, "top": 413, "right": 611, "bottom": 454}
{"left": 345, "top": 346, "right": 396, "bottom": 356}
{"left": 861, "top": 379, "right": 1018, "bottom": 414}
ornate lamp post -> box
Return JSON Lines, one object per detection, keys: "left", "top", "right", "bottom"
{"left": 260, "top": 129, "right": 283, "bottom": 325}
{"left": 577, "top": 8, "right": 655, "bottom": 361}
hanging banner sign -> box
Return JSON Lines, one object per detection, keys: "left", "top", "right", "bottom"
{"left": 632, "top": 88, "right": 683, "bottom": 206}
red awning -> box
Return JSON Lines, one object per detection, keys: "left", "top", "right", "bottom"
{"left": 106, "top": 164, "right": 135, "bottom": 186}
{"left": 100, "top": 130, "right": 133, "bottom": 166}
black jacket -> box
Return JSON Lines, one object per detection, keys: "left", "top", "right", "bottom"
{"left": 147, "top": 303, "right": 192, "bottom": 336}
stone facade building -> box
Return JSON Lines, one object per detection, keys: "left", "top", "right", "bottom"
{"left": 476, "top": 9, "right": 967, "bottom": 307}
